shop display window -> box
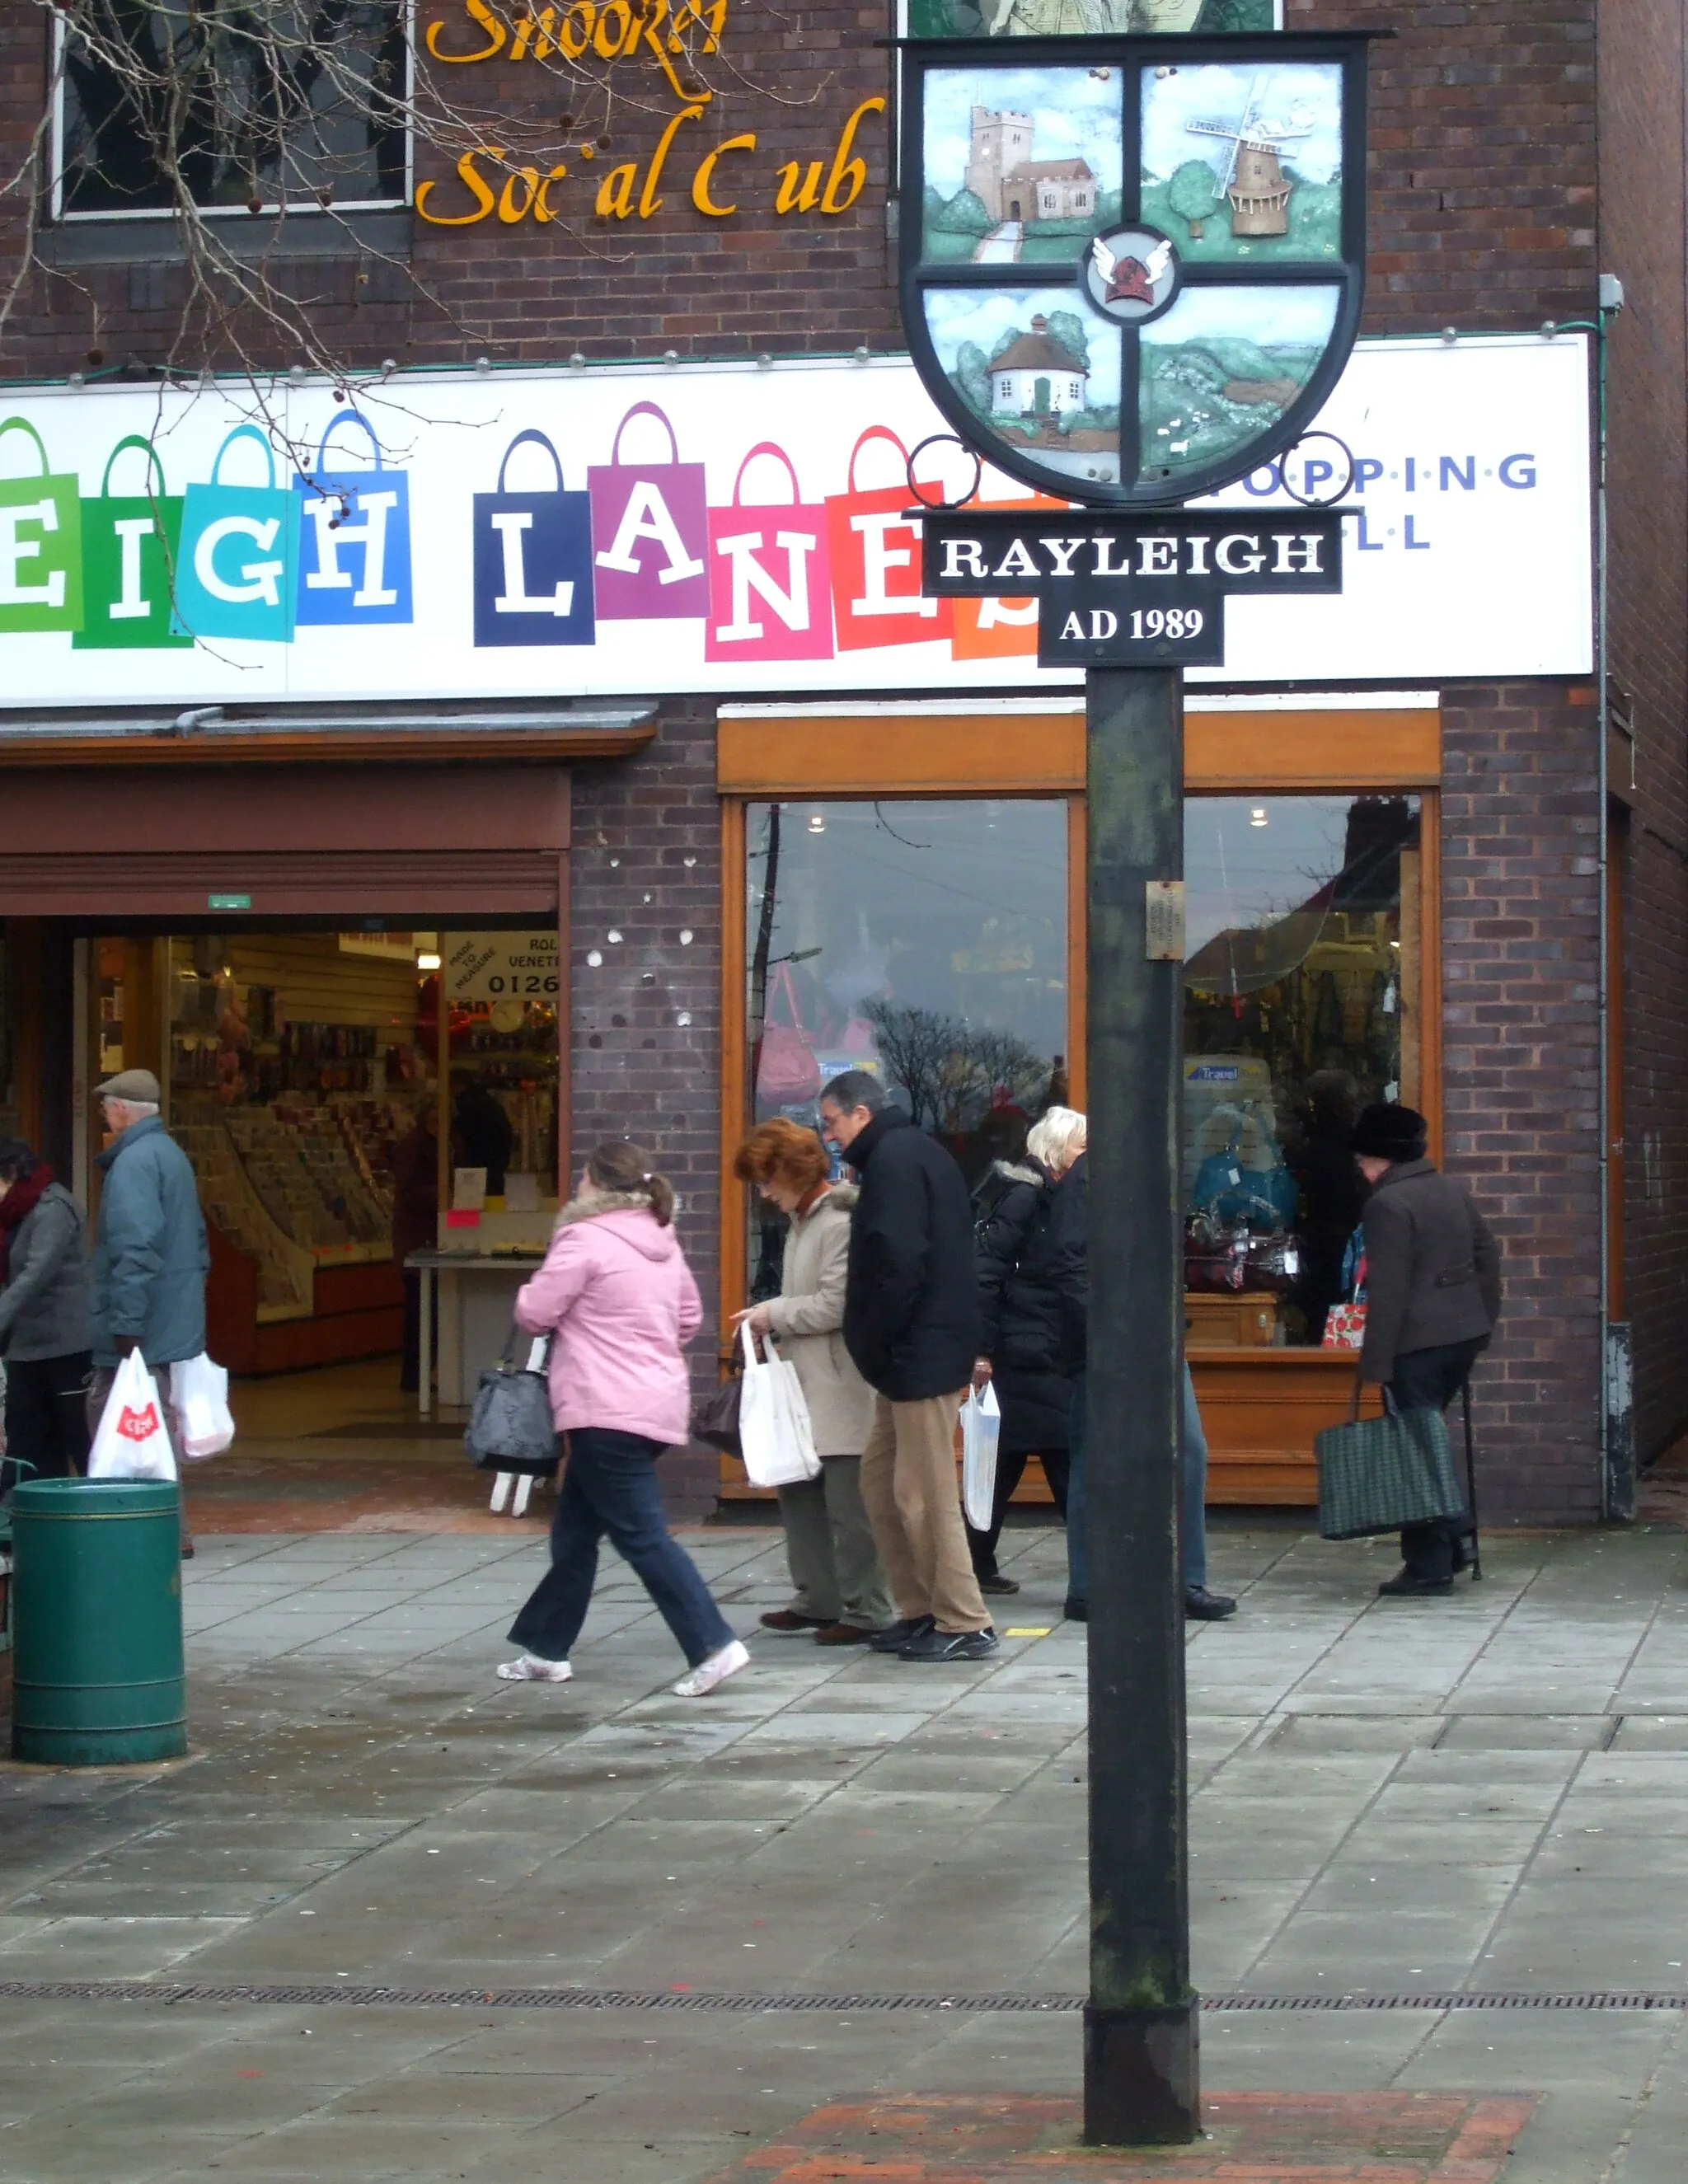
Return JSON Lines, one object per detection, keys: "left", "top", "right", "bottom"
{"left": 1183, "top": 794, "right": 1422, "bottom": 1347}
{"left": 743, "top": 797, "right": 1070, "bottom": 1301}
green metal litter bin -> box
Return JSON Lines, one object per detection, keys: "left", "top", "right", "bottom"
{"left": 10, "top": 1479, "right": 186, "bottom": 1765}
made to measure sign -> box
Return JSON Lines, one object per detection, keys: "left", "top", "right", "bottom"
{"left": 921, "top": 508, "right": 1343, "bottom": 665}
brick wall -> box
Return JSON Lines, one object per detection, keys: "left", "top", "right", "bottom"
{"left": 1440, "top": 681, "right": 1604, "bottom": 1524}
{"left": 1595, "top": 2, "right": 1688, "bottom": 1465}
{"left": 569, "top": 699, "right": 724, "bottom": 1515}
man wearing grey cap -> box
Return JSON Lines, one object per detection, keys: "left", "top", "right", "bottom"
{"left": 86, "top": 1070, "right": 211, "bottom": 1553}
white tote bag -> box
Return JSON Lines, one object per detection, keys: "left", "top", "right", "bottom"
{"left": 738, "top": 1319, "right": 821, "bottom": 1488}
{"left": 174, "top": 1352, "right": 236, "bottom": 1461}
{"left": 87, "top": 1352, "right": 179, "bottom": 1483}
{"left": 959, "top": 1381, "right": 1001, "bottom": 1530}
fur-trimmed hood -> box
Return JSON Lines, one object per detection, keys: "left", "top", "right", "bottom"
{"left": 989, "top": 1160, "right": 1044, "bottom": 1190}
{"left": 553, "top": 1191, "right": 676, "bottom": 1263}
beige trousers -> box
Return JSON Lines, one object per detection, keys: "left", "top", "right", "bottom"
{"left": 858, "top": 1391, "right": 989, "bottom": 1634}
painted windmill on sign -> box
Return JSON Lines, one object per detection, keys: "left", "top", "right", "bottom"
{"left": 1184, "top": 72, "right": 1318, "bottom": 237}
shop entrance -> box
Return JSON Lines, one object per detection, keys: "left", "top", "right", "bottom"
{"left": 69, "top": 918, "right": 561, "bottom": 1447}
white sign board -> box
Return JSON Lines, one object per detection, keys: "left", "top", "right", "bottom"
{"left": 0, "top": 334, "right": 1591, "bottom": 715}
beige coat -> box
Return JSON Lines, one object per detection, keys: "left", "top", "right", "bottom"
{"left": 763, "top": 1184, "right": 875, "bottom": 1457}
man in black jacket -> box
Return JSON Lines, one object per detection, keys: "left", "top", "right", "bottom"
{"left": 818, "top": 1071, "right": 995, "bottom": 1661}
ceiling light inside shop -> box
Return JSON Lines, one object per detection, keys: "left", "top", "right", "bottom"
{"left": 808, "top": 813, "right": 826, "bottom": 834}
{"left": 1250, "top": 807, "right": 1268, "bottom": 827}
{"left": 416, "top": 952, "right": 442, "bottom": 970}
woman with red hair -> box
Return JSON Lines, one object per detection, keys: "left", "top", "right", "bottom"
{"left": 733, "top": 1118, "right": 893, "bottom": 1644}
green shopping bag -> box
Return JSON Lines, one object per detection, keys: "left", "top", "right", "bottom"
{"left": 0, "top": 415, "right": 82, "bottom": 634}
{"left": 1315, "top": 1394, "right": 1465, "bottom": 1541}
{"left": 74, "top": 434, "right": 190, "bottom": 651}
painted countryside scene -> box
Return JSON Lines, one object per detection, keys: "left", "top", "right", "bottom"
{"left": 1139, "top": 60, "right": 1344, "bottom": 263}
{"left": 1137, "top": 284, "right": 1340, "bottom": 480}
{"left": 925, "top": 287, "right": 1122, "bottom": 483}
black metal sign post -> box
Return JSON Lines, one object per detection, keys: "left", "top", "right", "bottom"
{"left": 896, "top": 27, "right": 1370, "bottom": 2147}
{"left": 921, "top": 506, "right": 1345, "bottom": 2140}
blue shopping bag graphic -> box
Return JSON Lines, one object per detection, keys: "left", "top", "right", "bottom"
{"left": 471, "top": 429, "right": 596, "bottom": 649}
{"left": 174, "top": 424, "right": 300, "bottom": 644}
{"left": 294, "top": 409, "right": 412, "bottom": 626}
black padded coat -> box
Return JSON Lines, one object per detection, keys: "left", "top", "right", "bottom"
{"left": 974, "top": 1160, "right": 1075, "bottom": 1455}
{"left": 841, "top": 1108, "right": 979, "bottom": 1402}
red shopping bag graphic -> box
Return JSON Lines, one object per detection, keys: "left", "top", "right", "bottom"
{"left": 118, "top": 1401, "right": 162, "bottom": 1441}
{"left": 705, "top": 443, "right": 833, "bottom": 664}
{"left": 825, "top": 427, "right": 950, "bottom": 654}
{"left": 950, "top": 490, "right": 1068, "bottom": 661}
{"left": 588, "top": 401, "right": 709, "bottom": 621}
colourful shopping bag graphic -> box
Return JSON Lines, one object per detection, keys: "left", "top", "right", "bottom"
{"left": 825, "top": 426, "right": 950, "bottom": 653}
{"left": 949, "top": 490, "right": 1067, "bottom": 661}
{"left": 173, "top": 424, "right": 301, "bottom": 644}
{"left": 294, "top": 410, "right": 413, "bottom": 626}
{"left": 472, "top": 429, "right": 596, "bottom": 649}
{"left": 74, "top": 435, "right": 190, "bottom": 651}
{"left": 705, "top": 443, "right": 833, "bottom": 664}
{"left": 0, "top": 415, "right": 82, "bottom": 635}
{"left": 588, "top": 401, "right": 709, "bottom": 621}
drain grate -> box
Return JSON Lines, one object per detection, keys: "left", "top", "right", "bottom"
{"left": 0, "top": 1980, "right": 1682, "bottom": 2014}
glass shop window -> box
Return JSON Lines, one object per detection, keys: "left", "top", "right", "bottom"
{"left": 744, "top": 799, "right": 1069, "bottom": 1302}
{"left": 1183, "top": 794, "right": 1422, "bottom": 1347}
{"left": 54, "top": 0, "right": 409, "bottom": 218}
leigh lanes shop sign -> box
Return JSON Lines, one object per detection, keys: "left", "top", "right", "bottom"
{"left": 0, "top": 335, "right": 1590, "bottom": 713}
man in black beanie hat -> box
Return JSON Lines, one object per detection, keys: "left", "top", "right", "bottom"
{"left": 1350, "top": 1103, "right": 1502, "bottom": 1595}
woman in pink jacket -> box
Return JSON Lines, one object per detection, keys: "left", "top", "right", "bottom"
{"left": 499, "top": 1138, "right": 748, "bottom": 1698}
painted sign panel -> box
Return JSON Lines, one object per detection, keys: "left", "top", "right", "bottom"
{"left": 0, "top": 333, "right": 1591, "bottom": 714}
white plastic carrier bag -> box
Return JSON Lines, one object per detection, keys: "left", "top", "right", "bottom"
{"left": 737, "top": 1318, "right": 821, "bottom": 1488}
{"left": 87, "top": 1351, "right": 179, "bottom": 1483}
{"left": 174, "top": 1352, "right": 236, "bottom": 1460}
{"left": 959, "top": 1381, "right": 1001, "bottom": 1532}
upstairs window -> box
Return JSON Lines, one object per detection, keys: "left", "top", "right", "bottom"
{"left": 53, "top": 0, "right": 410, "bottom": 219}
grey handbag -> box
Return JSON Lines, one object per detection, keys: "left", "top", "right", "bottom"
{"left": 465, "top": 1332, "right": 558, "bottom": 1477}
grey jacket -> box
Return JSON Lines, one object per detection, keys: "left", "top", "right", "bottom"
{"left": 90, "top": 1116, "right": 210, "bottom": 1368}
{"left": 763, "top": 1185, "right": 876, "bottom": 1458}
{"left": 0, "top": 1183, "right": 92, "bottom": 1362}
{"left": 1359, "top": 1157, "right": 1502, "bottom": 1385}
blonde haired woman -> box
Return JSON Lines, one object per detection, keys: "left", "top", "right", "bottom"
{"left": 968, "top": 1104, "right": 1087, "bottom": 1594}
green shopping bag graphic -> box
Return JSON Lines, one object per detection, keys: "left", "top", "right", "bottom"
{"left": 0, "top": 415, "right": 82, "bottom": 634}
{"left": 173, "top": 423, "right": 300, "bottom": 644}
{"left": 74, "top": 435, "right": 190, "bottom": 651}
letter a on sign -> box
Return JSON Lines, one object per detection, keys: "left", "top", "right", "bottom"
{"left": 587, "top": 403, "right": 710, "bottom": 620}
{"left": 705, "top": 443, "right": 834, "bottom": 663}
{"left": 472, "top": 429, "right": 597, "bottom": 648}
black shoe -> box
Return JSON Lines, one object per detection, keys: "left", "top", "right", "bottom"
{"left": 1184, "top": 1586, "right": 1236, "bottom": 1620}
{"left": 1062, "top": 1597, "right": 1088, "bottom": 1624}
{"left": 898, "top": 1626, "right": 999, "bottom": 1662}
{"left": 1378, "top": 1571, "right": 1453, "bottom": 1597}
{"left": 868, "top": 1615, "right": 935, "bottom": 1653}
{"left": 977, "top": 1571, "right": 1021, "bottom": 1596}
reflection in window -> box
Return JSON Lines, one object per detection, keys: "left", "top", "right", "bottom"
{"left": 744, "top": 799, "right": 1068, "bottom": 1300}
{"left": 1184, "top": 795, "right": 1421, "bottom": 1347}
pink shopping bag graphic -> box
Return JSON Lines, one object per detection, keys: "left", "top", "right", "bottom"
{"left": 705, "top": 443, "right": 834, "bottom": 664}
{"left": 825, "top": 426, "right": 950, "bottom": 654}
{"left": 588, "top": 401, "right": 709, "bottom": 620}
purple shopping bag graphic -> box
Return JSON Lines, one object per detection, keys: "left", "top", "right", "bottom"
{"left": 587, "top": 401, "right": 709, "bottom": 621}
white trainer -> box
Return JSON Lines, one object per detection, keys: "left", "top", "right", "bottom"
{"left": 672, "top": 1638, "right": 750, "bottom": 1698}
{"left": 496, "top": 1654, "right": 574, "bottom": 1683}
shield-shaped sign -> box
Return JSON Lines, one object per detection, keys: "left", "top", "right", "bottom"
{"left": 898, "top": 32, "right": 1369, "bottom": 509}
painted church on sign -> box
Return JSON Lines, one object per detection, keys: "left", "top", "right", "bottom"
{"left": 964, "top": 106, "right": 1096, "bottom": 223}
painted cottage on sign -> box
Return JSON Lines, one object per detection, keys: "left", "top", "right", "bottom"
{"left": 991, "top": 316, "right": 1089, "bottom": 417}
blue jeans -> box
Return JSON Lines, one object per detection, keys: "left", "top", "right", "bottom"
{"left": 1065, "top": 1364, "right": 1208, "bottom": 1603}
{"left": 509, "top": 1427, "right": 735, "bottom": 1669}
